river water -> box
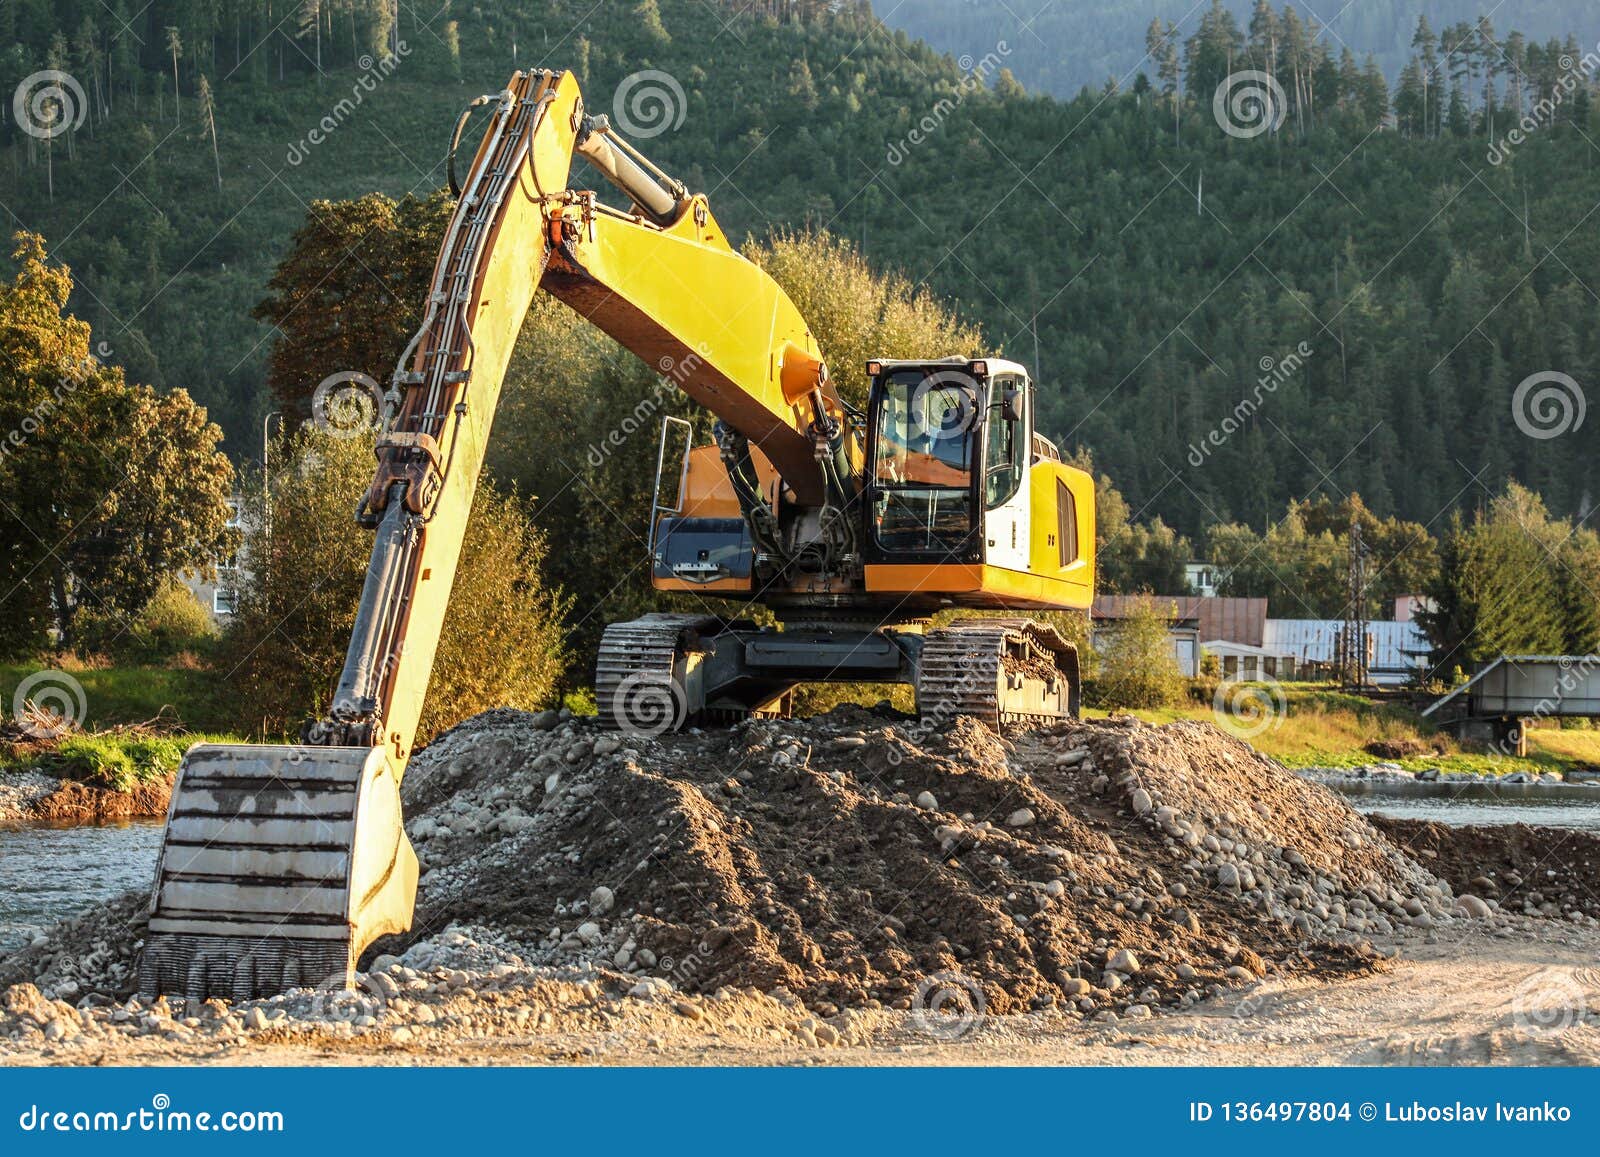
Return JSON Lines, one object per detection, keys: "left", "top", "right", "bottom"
{"left": 0, "top": 819, "right": 163, "bottom": 956}
{"left": 1326, "top": 779, "right": 1600, "bottom": 832}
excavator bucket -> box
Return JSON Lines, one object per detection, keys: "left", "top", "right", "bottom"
{"left": 138, "top": 743, "right": 417, "bottom": 1003}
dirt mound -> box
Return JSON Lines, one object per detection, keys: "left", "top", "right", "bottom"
{"left": 1373, "top": 816, "right": 1600, "bottom": 922}
{"left": 4, "top": 709, "right": 1456, "bottom": 1023}
{"left": 386, "top": 709, "right": 1443, "bottom": 1019}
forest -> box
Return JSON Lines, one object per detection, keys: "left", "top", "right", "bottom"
{"left": 887, "top": 1, "right": 1596, "bottom": 98}
{"left": 1, "top": 0, "right": 1598, "bottom": 544}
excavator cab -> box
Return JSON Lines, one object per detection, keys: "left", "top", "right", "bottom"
{"left": 863, "top": 357, "right": 1044, "bottom": 574}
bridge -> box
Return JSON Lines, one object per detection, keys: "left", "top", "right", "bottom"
{"left": 1422, "top": 654, "right": 1600, "bottom": 755}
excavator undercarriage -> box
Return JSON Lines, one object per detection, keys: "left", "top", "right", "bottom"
{"left": 595, "top": 613, "right": 1081, "bottom": 735}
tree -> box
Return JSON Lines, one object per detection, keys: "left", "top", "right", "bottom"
{"left": 222, "top": 429, "right": 568, "bottom": 740}
{"left": 197, "top": 75, "right": 221, "bottom": 190}
{"left": 164, "top": 26, "right": 182, "bottom": 122}
{"left": 251, "top": 193, "right": 454, "bottom": 418}
{"left": 1094, "top": 596, "right": 1185, "bottom": 709}
{"left": 0, "top": 233, "right": 236, "bottom": 652}
{"left": 744, "top": 230, "right": 983, "bottom": 408}
{"left": 1419, "top": 483, "right": 1570, "bottom": 675}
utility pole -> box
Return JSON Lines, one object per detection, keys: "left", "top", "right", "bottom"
{"left": 1341, "top": 516, "right": 1370, "bottom": 688}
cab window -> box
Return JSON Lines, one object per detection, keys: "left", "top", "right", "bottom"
{"left": 984, "top": 376, "right": 1027, "bottom": 509}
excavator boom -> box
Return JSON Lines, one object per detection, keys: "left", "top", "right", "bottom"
{"left": 140, "top": 69, "right": 847, "bottom": 1000}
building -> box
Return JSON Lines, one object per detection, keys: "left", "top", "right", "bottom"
{"left": 1262, "top": 618, "right": 1428, "bottom": 686}
{"left": 181, "top": 498, "right": 244, "bottom": 623}
{"left": 1184, "top": 561, "right": 1219, "bottom": 598}
{"left": 1092, "top": 596, "right": 1265, "bottom": 679}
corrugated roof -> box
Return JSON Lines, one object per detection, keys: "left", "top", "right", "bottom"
{"left": 1092, "top": 596, "right": 1267, "bottom": 647}
{"left": 1263, "top": 619, "right": 1427, "bottom": 670}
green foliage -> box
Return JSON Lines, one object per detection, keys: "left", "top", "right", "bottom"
{"left": 1419, "top": 481, "right": 1591, "bottom": 672}
{"left": 78, "top": 575, "right": 219, "bottom": 663}
{"left": 1092, "top": 595, "right": 1186, "bottom": 709}
{"left": 40, "top": 731, "right": 186, "bottom": 792}
{"left": 220, "top": 429, "right": 569, "bottom": 741}
{"left": 0, "top": 233, "right": 237, "bottom": 653}
{"left": 0, "top": 661, "right": 232, "bottom": 732}
{"left": 5, "top": 2, "right": 1600, "bottom": 547}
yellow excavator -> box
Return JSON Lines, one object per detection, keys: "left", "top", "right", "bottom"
{"left": 139, "top": 69, "right": 1096, "bottom": 1002}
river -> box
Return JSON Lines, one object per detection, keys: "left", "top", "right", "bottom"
{"left": 0, "top": 819, "right": 163, "bottom": 956}
{"left": 1326, "top": 778, "right": 1600, "bottom": 832}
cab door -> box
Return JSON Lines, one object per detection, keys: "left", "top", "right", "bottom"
{"left": 982, "top": 374, "right": 1031, "bottom": 572}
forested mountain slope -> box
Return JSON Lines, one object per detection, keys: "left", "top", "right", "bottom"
{"left": 884, "top": 1, "right": 1596, "bottom": 97}
{"left": 2, "top": 0, "right": 1597, "bottom": 537}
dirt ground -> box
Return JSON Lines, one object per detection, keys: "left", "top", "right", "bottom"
{"left": 3, "top": 919, "right": 1596, "bottom": 1067}
{"left": 3, "top": 709, "right": 1597, "bottom": 1067}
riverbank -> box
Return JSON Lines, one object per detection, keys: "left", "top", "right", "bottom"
{"left": 0, "top": 771, "right": 171, "bottom": 826}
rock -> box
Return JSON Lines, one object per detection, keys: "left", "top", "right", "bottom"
{"left": 529, "top": 710, "right": 560, "bottom": 731}
{"left": 814, "top": 1022, "right": 841, "bottom": 1046}
{"left": 1060, "top": 977, "right": 1091, "bottom": 997}
{"left": 390, "top": 1026, "right": 415, "bottom": 1044}
{"left": 589, "top": 886, "right": 616, "bottom": 915}
{"left": 1224, "top": 965, "right": 1255, "bottom": 982}
{"left": 1176, "top": 963, "right": 1197, "bottom": 981}
{"left": 1056, "top": 748, "right": 1091, "bottom": 767}
{"left": 831, "top": 737, "right": 867, "bottom": 749}
{"left": 672, "top": 1000, "right": 703, "bottom": 1021}
{"left": 1217, "top": 863, "right": 1241, "bottom": 888}
{"left": 1124, "top": 1004, "right": 1152, "bottom": 1019}
{"left": 244, "top": 1007, "right": 268, "bottom": 1031}
{"left": 915, "top": 791, "right": 939, "bottom": 811}
{"left": 1455, "top": 895, "right": 1492, "bottom": 919}
{"left": 576, "top": 922, "right": 603, "bottom": 946}
{"left": 1107, "top": 948, "right": 1141, "bottom": 974}
{"left": 1006, "top": 808, "right": 1036, "bottom": 828}
{"left": 1130, "top": 788, "right": 1154, "bottom": 815}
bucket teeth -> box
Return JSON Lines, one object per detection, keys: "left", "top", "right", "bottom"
{"left": 139, "top": 743, "right": 417, "bottom": 1002}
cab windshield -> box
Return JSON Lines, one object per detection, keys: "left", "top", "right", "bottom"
{"left": 871, "top": 369, "right": 977, "bottom": 554}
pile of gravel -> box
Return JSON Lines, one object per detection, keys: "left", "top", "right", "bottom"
{"left": 5, "top": 707, "right": 1466, "bottom": 1033}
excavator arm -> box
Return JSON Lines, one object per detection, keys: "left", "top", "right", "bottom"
{"left": 139, "top": 69, "right": 847, "bottom": 1000}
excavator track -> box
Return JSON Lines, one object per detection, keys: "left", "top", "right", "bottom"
{"left": 595, "top": 613, "right": 719, "bottom": 734}
{"left": 917, "top": 618, "right": 1080, "bottom": 729}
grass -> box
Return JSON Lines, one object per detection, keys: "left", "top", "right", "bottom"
{"left": 1094, "top": 682, "right": 1600, "bottom": 776}
{"left": 0, "top": 660, "right": 241, "bottom": 734}
{"left": 1, "top": 659, "right": 252, "bottom": 792}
